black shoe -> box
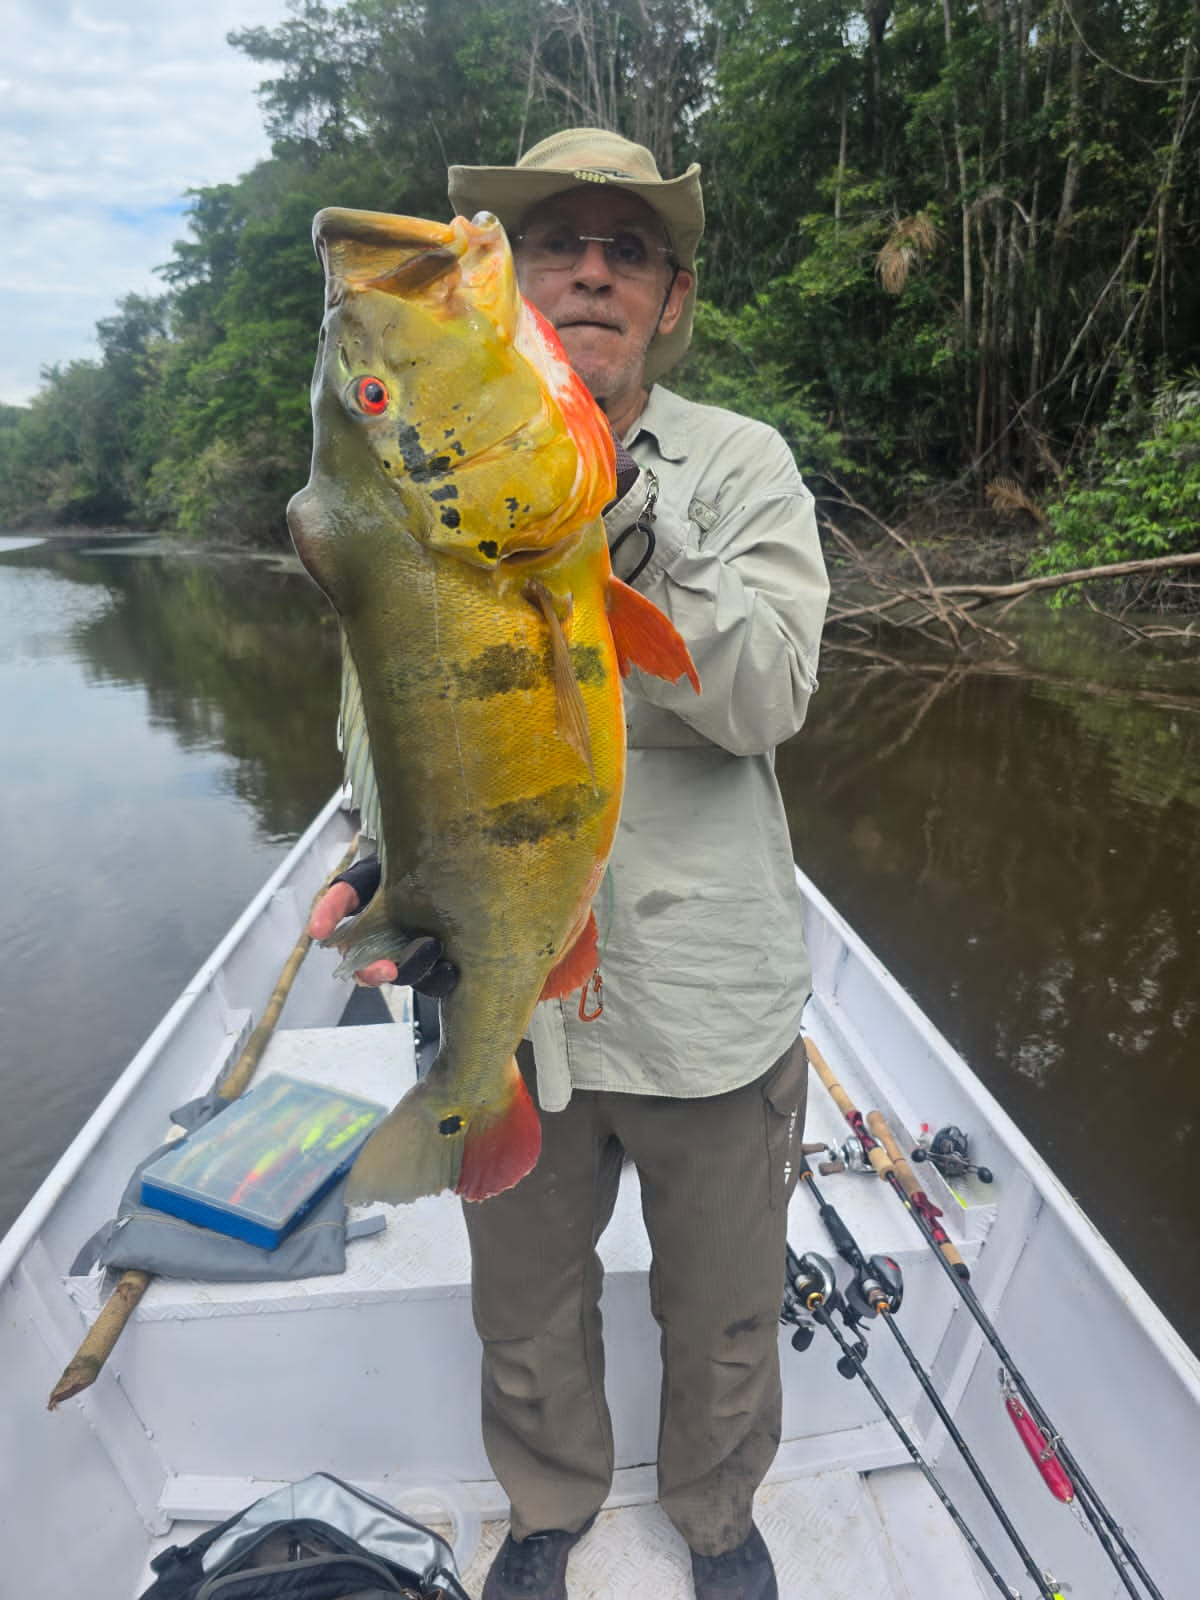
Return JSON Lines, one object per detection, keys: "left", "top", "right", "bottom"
{"left": 481, "top": 1517, "right": 595, "bottom": 1599}
{"left": 690, "top": 1524, "right": 778, "bottom": 1600}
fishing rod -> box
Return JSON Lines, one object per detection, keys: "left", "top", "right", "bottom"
{"left": 803, "top": 1036, "right": 1165, "bottom": 1600}
{"left": 795, "top": 1157, "right": 1063, "bottom": 1600}
{"left": 783, "top": 1248, "right": 1024, "bottom": 1600}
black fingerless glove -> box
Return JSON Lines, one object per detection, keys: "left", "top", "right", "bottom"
{"left": 331, "top": 855, "right": 383, "bottom": 906}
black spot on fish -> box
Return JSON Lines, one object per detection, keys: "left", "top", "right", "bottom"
{"left": 441, "top": 508, "right": 462, "bottom": 529}
{"left": 444, "top": 428, "right": 456, "bottom": 439}
{"left": 450, "top": 440, "right": 466, "bottom": 458}
{"left": 478, "top": 538, "right": 497, "bottom": 557}
{"left": 454, "top": 643, "right": 544, "bottom": 697}
{"left": 395, "top": 422, "right": 453, "bottom": 482}
{"left": 505, "top": 496, "right": 519, "bottom": 513}
{"left": 385, "top": 644, "right": 550, "bottom": 703}
{"left": 438, "top": 1114, "right": 464, "bottom": 1136}
{"left": 569, "top": 644, "right": 606, "bottom": 686}
{"left": 480, "top": 782, "right": 603, "bottom": 848}
{"left": 431, "top": 484, "right": 458, "bottom": 501}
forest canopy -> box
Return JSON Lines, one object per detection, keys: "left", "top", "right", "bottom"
{"left": 1, "top": 0, "right": 1197, "bottom": 580}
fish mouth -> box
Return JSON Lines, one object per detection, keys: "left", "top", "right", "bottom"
{"left": 498, "top": 531, "right": 584, "bottom": 567}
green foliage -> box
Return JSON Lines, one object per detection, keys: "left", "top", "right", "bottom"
{"left": 1036, "top": 377, "right": 1200, "bottom": 577}
{"left": 3, "top": 0, "right": 1199, "bottom": 560}
{"left": 678, "top": 301, "right": 853, "bottom": 481}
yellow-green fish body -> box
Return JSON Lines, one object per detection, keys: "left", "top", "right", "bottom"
{"left": 288, "top": 208, "right": 697, "bottom": 1203}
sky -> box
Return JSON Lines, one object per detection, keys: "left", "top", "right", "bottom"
{"left": 0, "top": 0, "right": 294, "bottom": 407}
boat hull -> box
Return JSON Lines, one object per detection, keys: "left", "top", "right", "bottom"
{"left": 2, "top": 796, "right": 1196, "bottom": 1598}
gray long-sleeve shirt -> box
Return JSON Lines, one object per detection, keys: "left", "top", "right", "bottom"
{"left": 527, "top": 383, "right": 830, "bottom": 1111}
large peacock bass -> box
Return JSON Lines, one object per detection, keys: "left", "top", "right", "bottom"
{"left": 287, "top": 206, "right": 698, "bottom": 1205}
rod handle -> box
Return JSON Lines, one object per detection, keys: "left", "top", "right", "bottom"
{"left": 803, "top": 1038, "right": 893, "bottom": 1179}
{"left": 867, "top": 1111, "right": 969, "bottom": 1278}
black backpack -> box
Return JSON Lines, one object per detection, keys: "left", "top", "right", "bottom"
{"left": 138, "top": 1473, "right": 471, "bottom": 1600}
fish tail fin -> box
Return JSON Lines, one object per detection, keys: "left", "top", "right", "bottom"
{"left": 345, "top": 1077, "right": 463, "bottom": 1203}
{"left": 539, "top": 909, "right": 599, "bottom": 1001}
{"left": 458, "top": 1059, "right": 542, "bottom": 1202}
{"left": 606, "top": 577, "right": 700, "bottom": 693}
{"left": 343, "top": 1058, "right": 541, "bottom": 1205}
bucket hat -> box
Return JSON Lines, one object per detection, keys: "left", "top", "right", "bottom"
{"left": 448, "top": 127, "right": 704, "bottom": 384}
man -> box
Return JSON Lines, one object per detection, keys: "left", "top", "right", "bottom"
{"left": 312, "top": 128, "right": 829, "bottom": 1600}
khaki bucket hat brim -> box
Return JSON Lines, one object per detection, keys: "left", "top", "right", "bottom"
{"left": 448, "top": 127, "right": 703, "bottom": 386}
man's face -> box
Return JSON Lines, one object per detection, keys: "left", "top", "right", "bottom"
{"left": 513, "top": 187, "right": 692, "bottom": 421}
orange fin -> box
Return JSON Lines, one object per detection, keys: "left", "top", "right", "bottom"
{"left": 458, "top": 1059, "right": 543, "bottom": 1202}
{"left": 526, "top": 580, "right": 595, "bottom": 779}
{"left": 606, "top": 577, "right": 700, "bottom": 693}
{"left": 539, "top": 909, "right": 599, "bottom": 1001}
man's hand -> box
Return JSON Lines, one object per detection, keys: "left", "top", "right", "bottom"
{"left": 309, "top": 860, "right": 457, "bottom": 995}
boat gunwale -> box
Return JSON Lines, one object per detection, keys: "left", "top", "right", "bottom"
{"left": 795, "top": 865, "right": 1200, "bottom": 1398}
{"left": 0, "top": 792, "right": 353, "bottom": 1285}
{"left": 1, "top": 799, "right": 1194, "bottom": 1407}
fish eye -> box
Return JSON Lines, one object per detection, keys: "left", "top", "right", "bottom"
{"left": 471, "top": 211, "right": 499, "bottom": 228}
{"left": 351, "top": 376, "right": 389, "bottom": 415}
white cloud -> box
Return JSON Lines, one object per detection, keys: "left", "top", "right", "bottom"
{"left": 0, "top": 0, "right": 294, "bottom": 405}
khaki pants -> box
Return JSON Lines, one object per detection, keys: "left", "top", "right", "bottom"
{"left": 462, "top": 1037, "right": 807, "bottom": 1558}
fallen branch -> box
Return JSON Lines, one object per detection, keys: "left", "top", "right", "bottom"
{"left": 820, "top": 496, "right": 1200, "bottom": 650}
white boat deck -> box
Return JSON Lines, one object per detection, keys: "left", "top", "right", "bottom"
{"left": 456, "top": 1471, "right": 990, "bottom": 1599}
{"left": 109, "top": 1009, "right": 994, "bottom": 1598}
{"left": 7, "top": 798, "right": 1196, "bottom": 1600}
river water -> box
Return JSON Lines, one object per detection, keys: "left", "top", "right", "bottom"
{"left": 2, "top": 534, "right": 1197, "bottom": 1351}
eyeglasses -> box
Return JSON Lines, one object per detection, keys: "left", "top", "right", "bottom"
{"left": 514, "top": 223, "right": 674, "bottom": 280}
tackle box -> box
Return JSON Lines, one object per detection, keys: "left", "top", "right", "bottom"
{"left": 139, "top": 1074, "right": 387, "bottom": 1249}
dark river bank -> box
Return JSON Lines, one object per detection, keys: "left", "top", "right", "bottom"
{"left": 1, "top": 533, "right": 1197, "bottom": 1351}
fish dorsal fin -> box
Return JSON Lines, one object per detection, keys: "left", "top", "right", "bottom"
{"left": 339, "top": 630, "right": 387, "bottom": 874}
{"left": 606, "top": 576, "right": 700, "bottom": 693}
{"left": 525, "top": 580, "right": 595, "bottom": 781}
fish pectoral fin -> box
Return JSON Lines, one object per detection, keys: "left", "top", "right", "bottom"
{"left": 539, "top": 908, "right": 600, "bottom": 1002}
{"left": 344, "top": 1059, "right": 542, "bottom": 1205}
{"left": 322, "top": 895, "right": 411, "bottom": 979}
{"left": 339, "top": 631, "right": 387, "bottom": 870}
{"left": 606, "top": 576, "right": 701, "bottom": 693}
{"left": 525, "top": 580, "right": 595, "bottom": 780}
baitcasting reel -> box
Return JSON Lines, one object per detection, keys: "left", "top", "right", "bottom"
{"left": 781, "top": 1250, "right": 838, "bottom": 1353}
{"left": 912, "top": 1124, "right": 994, "bottom": 1184}
{"left": 845, "top": 1253, "right": 904, "bottom": 1323}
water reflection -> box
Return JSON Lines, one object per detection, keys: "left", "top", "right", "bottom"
{"left": 0, "top": 539, "right": 340, "bottom": 1229}
{"left": 784, "top": 630, "right": 1200, "bottom": 1348}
